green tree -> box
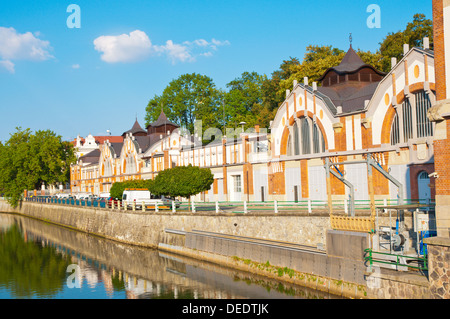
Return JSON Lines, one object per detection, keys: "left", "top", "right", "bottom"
{"left": 0, "top": 224, "right": 72, "bottom": 298}
{"left": 0, "top": 127, "right": 75, "bottom": 207}
{"left": 151, "top": 165, "right": 214, "bottom": 210}
{"left": 379, "top": 13, "right": 433, "bottom": 72}
{"left": 144, "top": 73, "right": 223, "bottom": 136}
{"left": 224, "top": 71, "right": 267, "bottom": 131}
{"left": 109, "top": 179, "right": 154, "bottom": 199}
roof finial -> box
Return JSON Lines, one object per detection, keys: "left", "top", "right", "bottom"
{"left": 349, "top": 33, "right": 353, "bottom": 48}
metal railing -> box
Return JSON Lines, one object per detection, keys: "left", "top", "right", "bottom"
{"left": 21, "top": 196, "right": 434, "bottom": 215}
{"left": 364, "top": 248, "right": 428, "bottom": 272}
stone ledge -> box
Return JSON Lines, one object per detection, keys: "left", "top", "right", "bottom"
{"left": 423, "top": 236, "right": 450, "bottom": 247}
{"left": 364, "top": 268, "right": 429, "bottom": 287}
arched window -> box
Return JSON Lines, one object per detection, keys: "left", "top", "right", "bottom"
{"left": 287, "top": 134, "right": 292, "bottom": 156}
{"left": 390, "top": 90, "right": 435, "bottom": 145}
{"left": 293, "top": 121, "right": 300, "bottom": 155}
{"left": 416, "top": 91, "right": 433, "bottom": 138}
{"left": 286, "top": 117, "right": 326, "bottom": 156}
{"left": 301, "top": 117, "right": 311, "bottom": 155}
{"left": 104, "top": 160, "right": 112, "bottom": 177}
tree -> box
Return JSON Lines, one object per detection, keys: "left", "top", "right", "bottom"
{"left": 223, "top": 71, "right": 267, "bottom": 131}
{"left": 0, "top": 127, "right": 75, "bottom": 207}
{"left": 109, "top": 179, "right": 154, "bottom": 199}
{"left": 379, "top": 13, "right": 433, "bottom": 72}
{"left": 144, "top": 73, "right": 223, "bottom": 136}
{"left": 151, "top": 165, "right": 214, "bottom": 210}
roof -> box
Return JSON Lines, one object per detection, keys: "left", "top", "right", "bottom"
{"left": 122, "top": 119, "right": 147, "bottom": 136}
{"left": 317, "top": 82, "right": 379, "bottom": 113}
{"left": 317, "top": 46, "right": 386, "bottom": 81}
{"left": 70, "top": 135, "right": 123, "bottom": 147}
{"left": 78, "top": 149, "right": 100, "bottom": 164}
{"left": 147, "top": 110, "right": 179, "bottom": 128}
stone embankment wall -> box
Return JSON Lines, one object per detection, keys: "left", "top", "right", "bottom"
{"left": 1, "top": 200, "right": 440, "bottom": 299}
{"left": 0, "top": 200, "right": 332, "bottom": 248}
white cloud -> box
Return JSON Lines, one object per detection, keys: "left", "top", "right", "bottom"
{"left": 160, "top": 40, "right": 194, "bottom": 64}
{"left": 0, "top": 26, "right": 53, "bottom": 73}
{"left": 0, "top": 60, "right": 15, "bottom": 73}
{"left": 72, "top": 64, "right": 80, "bottom": 69}
{"left": 93, "top": 30, "right": 230, "bottom": 64}
{"left": 93, "top": 30, "right": 153, "bottom": 63}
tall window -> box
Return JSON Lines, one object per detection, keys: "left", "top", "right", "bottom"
{"left": 390, "top": 90, "right": 434, "bottom": 145}
{"left": 301, "top": 117, "right": 311, "bottom": 155}
{"left": 104, "top": 160, "right": 112, "bottom": 176}
{"left": 416, "top": 91, "right": 433, "bottom": 138}
{"left": 233, "top": 175, "right": 241, "bottom": 193}
{"left": 402, "top": 98, "right": 413, "bottom": 142}
{"left": 293, "top": 121, "right": 300, "bottom": 155}
{"left": 287, "top": 117, "right": 325, "bottom": 156}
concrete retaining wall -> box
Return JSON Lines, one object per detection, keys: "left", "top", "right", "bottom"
{"left": 0, "top": 200, "right": 436, "bottom": 299}
{"left": 0, "top": 200, "right": 332, "bottom": 248}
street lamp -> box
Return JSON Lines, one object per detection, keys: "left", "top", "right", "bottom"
{"left": 239, "top": 121, "right": 246, "bottom": 134}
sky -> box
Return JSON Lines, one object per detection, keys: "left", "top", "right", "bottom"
{"left": 0, "top": 0, "right": 433, "bottom": 143}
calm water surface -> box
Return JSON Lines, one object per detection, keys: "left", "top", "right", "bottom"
{"left": 0, "top": 213, "right": 342, "bottom": 299}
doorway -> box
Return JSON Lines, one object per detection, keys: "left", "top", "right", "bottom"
{"left": 418, "top": 171, "right": 431, "bottom": 203}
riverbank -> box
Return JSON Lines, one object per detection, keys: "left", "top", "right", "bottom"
{"left": 0, "top": 199, "right": 435, "bottom": 299}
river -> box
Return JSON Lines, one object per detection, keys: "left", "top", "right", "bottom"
{"left": 0, "top": 213, "right": 343, "bottom": 300}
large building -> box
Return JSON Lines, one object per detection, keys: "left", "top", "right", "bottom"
{"left": 71, "top": 42, "right": 437, "bottom": 206}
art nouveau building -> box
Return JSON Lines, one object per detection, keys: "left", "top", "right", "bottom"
{"left": 71, "top": 41, "right": 436, "bottom": 204}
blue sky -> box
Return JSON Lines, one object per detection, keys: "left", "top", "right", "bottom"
{"left": 0, "top": 0, "right": 433, "bottom": 143}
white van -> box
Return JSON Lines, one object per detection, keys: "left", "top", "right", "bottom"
{"left": 99, "top": 192, "right": 110, "bottom": 199}
{"left": 122, "top": 189, "right": 163, "bottom": 209}
{"left": 73, "top": 192, "right": 92, "bottom": 200}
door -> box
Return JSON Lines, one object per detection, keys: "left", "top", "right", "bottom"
{"left": 308, "top": 166, "right": 327, "bottom": 201}
{"left": 217, "top": 178, "right": 224, "bottom": 202}
{"left": 418, "top": 171, "right": 431, "bottom": 203}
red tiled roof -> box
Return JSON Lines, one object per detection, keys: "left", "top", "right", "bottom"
{"left": 70, "top": 136, "right": 123, "bottom": 146}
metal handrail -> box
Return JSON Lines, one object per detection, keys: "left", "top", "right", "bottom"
{"left": 364, "top": 248, "right": 428, "bottom": 272}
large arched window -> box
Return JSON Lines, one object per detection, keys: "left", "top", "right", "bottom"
{"left": 293, "top": 121, "right": 300, "bottom": 155}
{"left": 301, "top": 117, "right": 311, "bottom": 155}
{"left": 286, "top": 116, "right": 325, "bottom": 156}
{"left": 124, "top": 155, "right": 137, "bottom": 174}
{"left": 104, "top": 160, "right": 112, "bottom": 177}
{"left": 390, "top": 90, "right": 434, "bottom": 145}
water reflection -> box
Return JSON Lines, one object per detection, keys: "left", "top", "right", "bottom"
{"left": 0, "top": 213, "right": 342, "bottom": 299}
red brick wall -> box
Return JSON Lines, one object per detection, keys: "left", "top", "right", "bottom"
{"left": 433, "top": 0, "right": 447, "bottom": 101}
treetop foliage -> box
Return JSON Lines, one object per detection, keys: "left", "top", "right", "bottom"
{"left": 144, "top": 14, "right": 432, "bottom": 136}
{"left": 0, "top": 127, "right": 75, "bottom": 207}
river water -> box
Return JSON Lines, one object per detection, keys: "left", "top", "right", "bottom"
{"left": 0, "top": 213, "right": 343, "bottom": 300}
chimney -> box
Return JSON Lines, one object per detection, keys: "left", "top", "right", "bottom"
{"left": 293, "top": 79, "right": 298, "bottom": 88}
{"left": 391, "top": 57, "right": 397, "bottom": 69}
{"left": 403, "top": 43, "right": 409, "bottom": 55}
{"left": 312, "top": 82, "right": 317, "bottom": 91}
{"left": 304, "top": 77, "right": 308, "bottom": 86}
{"left": 286, "top": 89, "right": 290, "bottom": 98}
{"left": 423, "top": 37, "right": 429, "bottom": 50}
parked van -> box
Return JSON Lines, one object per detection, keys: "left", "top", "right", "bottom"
{"left": 122, "top": 189, "right": 178, "bottom": 209}
{"left": 73, "top": 192, "right": 92, "bottom": 200}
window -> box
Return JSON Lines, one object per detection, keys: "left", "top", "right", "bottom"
{"left": 390, "top": 90, "right": 434, "bottom": 145}
{"left": 391, "top": 113, "right": 400, "bottom": 145}
{"left": 286, "top": 117, "right": 325, "bottom": 156}
{"left": 293, "top": 122, "right": 300, "bottom": 155}
{"left": 301, "top": 117, "right": 311, "bottom": 155}
{"left": 416, "top": 91, "right": 433, "bottom": 138}
{"left": 233, "top": 175, "right": 242, "bottom": 193}
{"left": 402, "top": 98, "right": 413, "bottom": 142}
